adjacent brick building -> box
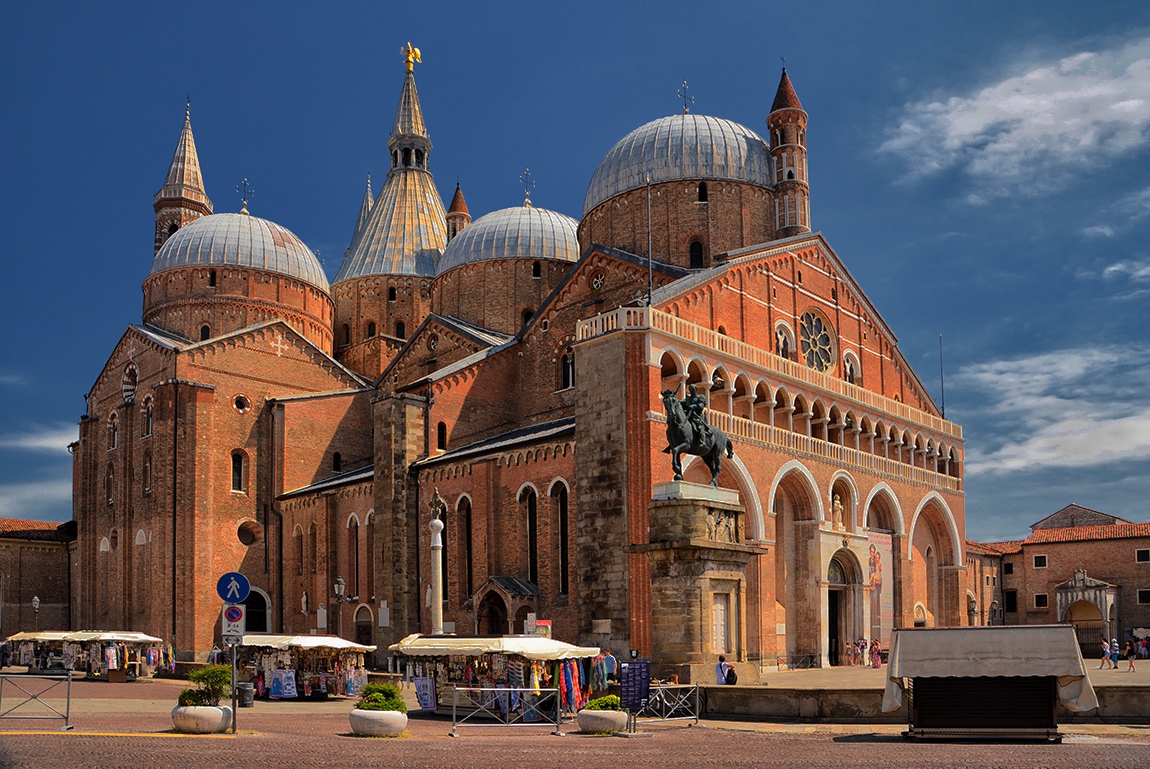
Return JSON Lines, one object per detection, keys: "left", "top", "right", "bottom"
{"left": 0, "top": 518, "right": 73, "bottom": 636}
{"left": 66, "top": 53, "right": 974, "bottom": 669}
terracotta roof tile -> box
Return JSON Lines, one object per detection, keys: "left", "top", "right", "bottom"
{"left": 0, "top": 517, "right": 71, "bottom": 541}
{"left": 770, "top": 69, "right": 804, "bottom": 113}
{"left": 1023, "top": 522, "right": 1150, "bottom": 545}
{"left": 448, "top": 183, "right": 469, "bottom": 216}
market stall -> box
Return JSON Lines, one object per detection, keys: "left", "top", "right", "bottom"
{"left": 5, "top": 631, "right": 72, "bottom": 671}
{"left": 240, "top": 634, "right": 375, "bottom": 699}
{"left": 881, "top": 625, "right": 1098, "bottom": 741}
{"left": 63, "top": 631, "right": 171, "bottom": 681}
{"left": 388, "top": 634, "right": 606, "bottom": 716}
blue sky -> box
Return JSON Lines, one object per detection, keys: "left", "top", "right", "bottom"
{"left": 2, "top": 1, "right": 1149, "bottom": 541}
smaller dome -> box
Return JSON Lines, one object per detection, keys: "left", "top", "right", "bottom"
{"left": 437, "top": 204, "right": 580, "bottom": 275}
{"left": 150, "top": 213, "right": 330, "bottom": 292}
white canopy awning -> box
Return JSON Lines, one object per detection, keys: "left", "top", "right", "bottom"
{"left": 241, "top": 633, "right": 376, "bottom": 653}
{"left": 882, "top": 625, "right": 1098, "bottom": 713}
{"left": 63, "top": 631, "right": 165, "bottom": 644}
{"left": 389, "top": 634, "right": 599, "bottom": 661}
{"left": 5, "top": 631, "right": 72, "bottom": 643}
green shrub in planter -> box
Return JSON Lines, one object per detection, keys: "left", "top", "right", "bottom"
{"left": 355, "top": 682, "right": 407, "bottom": 713}
{"left": 583, "top": 694, "right": 622, "bottom": 711}
{"left": 183, "top": 664, "right": 232, "bottom": 707}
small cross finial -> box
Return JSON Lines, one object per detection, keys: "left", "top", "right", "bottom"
{"left": 780, "top": 56, "right": 787, "bottom": 71}
{"left": 185, "top": 96, "right": 191, "bottom": 120}
{"left": 677, "top": 81, "right": 694, "bottom": 114}
{"left": 519, "top": 168, "right": 535, "bottom": 207}
{"left": 402, "top": 42, "right": 422, "bottom": 73}
{"left": 236, "top": 177, "right": 254, "bottom": 214}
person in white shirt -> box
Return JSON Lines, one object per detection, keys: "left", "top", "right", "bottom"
{"left": 715, "top": 654, "right": 730, "bottom": 684}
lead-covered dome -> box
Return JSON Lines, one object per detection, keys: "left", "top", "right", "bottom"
{"left": 437, "top": 204, "right": 580, "bottom": 275}
{"left": 150, "top": 212, "right": 330, "bottom": 292}
{"left": 583, "top": 114, "right": 772, "bottom": 216}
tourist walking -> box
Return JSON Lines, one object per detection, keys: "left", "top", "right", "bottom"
{"left": 1111, "top": 639, "right": 1121, "bottom": 670}
{"left": 1126, "top": 641, "right": 1137, "bottom": 672}
{"left": 869, "top": 639, "right": 882, "bottom": 668}
{"left": 1100, "top": 639, "right": 1111, "bottom": 669}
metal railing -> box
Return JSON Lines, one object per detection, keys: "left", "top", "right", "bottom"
{"left": 449, "top": 685, "right": 565, "bottom": 737}
{"left": 632, "top": 684, "right": 701, "bottom": 724}
{"left": 0, "top": 672, "right": 74, "bottom": 730}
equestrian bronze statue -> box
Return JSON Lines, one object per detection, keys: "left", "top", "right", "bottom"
{"left": 661, "top": 385, "right": 734, "bottom": 486}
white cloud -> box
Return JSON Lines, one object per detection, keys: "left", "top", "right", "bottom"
{"left": 0, "top": 424, "right": 77, "bottom": 454}
{"left": 1081, "top": 225, "right": 1115, "bottom": 238}
{"left": 957, "top": 346, "right": 1150, "bottom": 474}
{"left": 1102, "top": 258, "right": 1150, "bottom": 281}
{"left": 880, "top": 37, "right": 1150, "bottom": 198}
{"left": 0, "top": 477, "right": 72, "bottom": 519}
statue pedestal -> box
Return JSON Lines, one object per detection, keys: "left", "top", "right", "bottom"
{"left": 634, "top": 487, "right": 760, "bottom": 684}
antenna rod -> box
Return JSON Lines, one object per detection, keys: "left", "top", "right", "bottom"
{"left": 938, "top": 333, "right": 946, "bottom": 419}
{"left": 646, "top": 173, "right": 653, "bottom": 307}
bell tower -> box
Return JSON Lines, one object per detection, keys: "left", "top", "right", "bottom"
{"left": 767, "top": 69, "right": 810, "bottom": 239}
{"left": 153, "top": 102, "right": 212, "bottom": 254}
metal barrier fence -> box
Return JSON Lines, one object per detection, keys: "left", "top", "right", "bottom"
{"left": 632, "top": 683, "right": 701, "bottom": 724}
{"left": 0, "top": 672, "right": 74, "bottom": 730}
{"left": 449, "top": 686, "right": 565, "bottom": 737}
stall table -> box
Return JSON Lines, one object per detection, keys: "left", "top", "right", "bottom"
{"left": 882, "top": 625, "right": 1098, "bottom": 742}
{"left": 241, "top": 634, "right": 375, "bottom": 699}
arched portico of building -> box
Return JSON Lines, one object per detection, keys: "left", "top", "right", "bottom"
{"left": 824, "top": 548, "right": 865, "bottom": 666}
{"left": 907, "top": 494, "right": 962, "bottom": 627}
{"left": 863, "top": 484, "right": 904, "bottom": 641}
{"left": 768, "top": 462, "right": 822, "bottom": 668}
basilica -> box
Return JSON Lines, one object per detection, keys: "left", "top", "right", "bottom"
{"left": 69, "top": 49, "right": 967, "bottom": 673}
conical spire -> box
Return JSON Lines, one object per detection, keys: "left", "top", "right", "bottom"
{"left": 153, "top": 103, "right": 213, "bottom": 254}
{"left": 391, "top": 70, "right": 429, "bottom": 140}
{"left": 446, "top": 182, "right": 471, "bottom": 243}
{"left": 155, "top": 104, "right": 212, "bottom": 210}
{"left": 770, "top": 68, "right": 804, "bottom": 113}
{"left": 344, "top": 174, "right": 375, "bottom": 257}
{"left": 448, "top": 182, "right": 468, "bottom": 216}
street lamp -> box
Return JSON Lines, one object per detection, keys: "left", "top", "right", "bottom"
{"left": 332, "top": 577, "right": 356, "bottom": 638}
{"left": 32, "top": 595, "right": 40, "bottom": 631}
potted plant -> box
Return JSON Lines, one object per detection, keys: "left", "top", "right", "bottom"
{"left": 577, "top": 694, "right": 628, "bottom": 734}
{"left": 348, "top": 681, "right": 408, "bottom": 737}
{"left": 171, "top": 663, "right": 234, "bottom": 734}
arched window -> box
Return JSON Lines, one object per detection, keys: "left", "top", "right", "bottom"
{"left": 167, "top": 222, "right": 179, "bottom": 237}
{"left": 551, "top": 483, "right": 570, "bottom": 595}
{"left": 348, "top": 517, "right": 359, "bottom": 597}
{"left": 332, "top": 452, "right": 342, "bottom": 473}
{"left": 532, "top": 261, "right": 541, "bottom": 279}
{"left": 698, "top": 182, "right": 708, "bottom": 202}
{"left": 395, "top": 321, "right": 406, "bottom": 339}
{"left": 209, "top": 269, "right": 217, "bottom": 287}
{"left": 522, "top": 308, "right": 534, "bottom": 327}
{"left": 689, "top": 240, "right": 704, "bottom": 269}
{"left": 415, "top": 149, "right": 424, "bottom": 167}
{"left": 142, "top": 399, "right": 154, "bottom": 437}
{"left": 342, "top": 324, "right": 350, "bottom": 346}
{"left": 391, "top": 150, "right": 399, "bottom": 168}
{"left": 143, "top": 452, "right": 152, "bottom": 495}
{"left": 402, "top": 148, "right": 412, "bottom": 167}
{"left": 231, "top": 450, "right": 247, "bottom": 493}
{"left": 561, "top": 348, "right": 575, "bottom": 390}
{"left": 366, "top": 322, "right": 376, "bottom": 338}
{"left": 388, "top": 287, "right": 397, "bottom": 302}
{"left": 459, "top": 497, "right": 473, "bottom": 597}
{"left": 437, "top": 422, "right": 447, "bottom": 451}
{"left": 199, "top": 325, "right": 211, "bottom": 341}
{"left": 105, "top": 465, "right": 114, "bottom": 506}
{"left": 294, "top": 526, "right": 304, "bottom": 576}
{"left": 108, "top": 413, "right": 119, "bottom": 450}
{"left": 522, "top": 488, "right": 538, "bottom": 585}
{"left": 308, "top": 523, "right": 318, "bottom": 574}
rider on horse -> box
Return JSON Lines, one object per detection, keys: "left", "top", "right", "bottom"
{"left": 682, "top": 384, "right": 713, "bottom": 452}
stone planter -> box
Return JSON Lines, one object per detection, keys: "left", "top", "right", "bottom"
{"left": 349, "top": 708, "right": 408, "bottom": 737}
{"left": 171, "top": 705, "right": 233, "bottom": 734}
{"left": 577, "top": 708, "right": 628, "bottom": 734}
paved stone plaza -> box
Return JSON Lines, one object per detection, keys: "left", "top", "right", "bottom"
{"left": 1, "top": 671, "right": 1148, "bottom": 768}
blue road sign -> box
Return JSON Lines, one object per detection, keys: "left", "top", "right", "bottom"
{"left": 217, "top": 572, "right": 251, "bottom": 603}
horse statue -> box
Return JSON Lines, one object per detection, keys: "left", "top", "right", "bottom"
{"left": 661, "top": 389, "right": 734, "bottom": 486}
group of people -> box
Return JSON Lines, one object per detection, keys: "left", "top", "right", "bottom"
{"left": 840, "top": 639, "right": 883, "bottom": 668}
{"left": 1100, "top": 638, "right": 1146, "bottom": 671}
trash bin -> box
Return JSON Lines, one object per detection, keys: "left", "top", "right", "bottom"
{"left": 236, "top": 682, "right": 255, "bottom": 708}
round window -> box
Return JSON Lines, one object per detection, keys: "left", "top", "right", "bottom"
{"left": 238, "top": 521, "right": 263, "bottom": 547}
{"left": 234, "top": 395, "right": 251, "bottom": 412}
{"left": 799, "top": 311, "right": 834, "bottom": 372}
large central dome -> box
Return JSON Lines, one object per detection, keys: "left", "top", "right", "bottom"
{"left": 583, "top": 114, "right": 772, "bottom": 215}
{"left": 150, "top": 212, "right": 330, "bottom": 292}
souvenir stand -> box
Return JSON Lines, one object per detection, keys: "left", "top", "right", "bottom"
{"left": 388, "top": 634, "right": 606, "bottom": 717}
{"left": 5, "top": 631, "right": 72, "bottom": 671}
{"left": 63, "top": 631, "right": 171, "bottom": 681}
{"left": 240, "top": 634, "right": 375, "bottom": 700}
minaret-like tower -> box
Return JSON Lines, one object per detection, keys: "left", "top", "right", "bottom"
{"left": 153, "top": 103, "right": 212, "bottom": 254}
{"left": 767, "top": 69, "right": 810, "bottom": 238}
{"left": 446, "top": 182, "right": 470, "bottom": 242}
{"left": 344, "top": 174, "right": 374, "bottom": 258}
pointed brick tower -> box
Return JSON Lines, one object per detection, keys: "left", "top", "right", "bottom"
{"left": 154, "top": 103, "right": 212, "bottom": 254}
{"left": 344, "top": 173, "right": 375, "bottom": 258}
{"left": 767, "top": 69, "right": 810, "bottom": 238}
{"left": 446, "top": 182, "right": 470, "bottom": 242}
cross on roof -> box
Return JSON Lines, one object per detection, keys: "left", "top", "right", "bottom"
{"left": 519, "top": 168, "right": 535, "bottom": 206}
{"left": 236, "top": 177, "right": 255, "bottom": 213}
{"left": 677, "top": 81, "right": 694, "bottom": 114}
{"left": 270, "top": 333, "right": 289, "bottom": 357}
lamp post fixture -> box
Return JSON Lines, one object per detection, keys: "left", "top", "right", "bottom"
{"left": 32, "top": 595, "right": 40, "bottom": 631}
{"left": 332, "top": 577, "right": 356, "bottom": 638}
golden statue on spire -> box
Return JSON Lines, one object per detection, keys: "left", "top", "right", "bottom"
{"left": 402, "top": 42, "right": 422, "bottom": 73}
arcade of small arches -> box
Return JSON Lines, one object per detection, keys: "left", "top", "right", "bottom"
{"left": 659, "top": 349, "right": 961, "bottom": 480}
